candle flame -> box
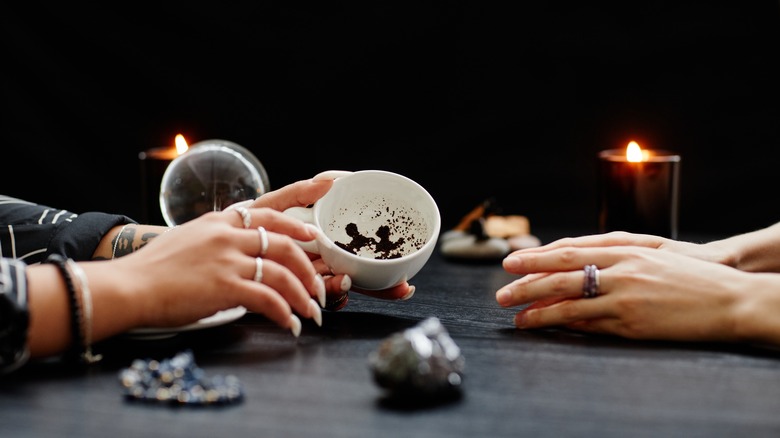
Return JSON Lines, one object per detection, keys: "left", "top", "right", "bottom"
{"left": 626, "top": 141, "right": 649, "bottom": 162}
{"left": 175, "top": 134, "right": 189, "bottom": 155}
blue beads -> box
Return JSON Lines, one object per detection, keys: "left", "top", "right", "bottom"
{"left": 118, "top": 350, "right": 243, "bottom": 406}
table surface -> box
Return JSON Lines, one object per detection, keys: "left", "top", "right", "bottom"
{"left": 3, "top": 229, "right": 780, "bottom": 438}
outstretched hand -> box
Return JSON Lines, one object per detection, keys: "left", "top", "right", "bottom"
{"left": 494, "top": 232, "right": 779, "bottom": 344}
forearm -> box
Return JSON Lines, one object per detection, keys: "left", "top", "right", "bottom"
{"left": 708, "top": 222, "right": 780, "bottom": 273}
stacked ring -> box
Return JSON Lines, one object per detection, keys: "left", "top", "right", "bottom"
{"left": 257, "top": 226, "right": 269, "bottom": 256}
{"left": 254, "top": 257, "right": 264, "bottom": 283}
{"left": 235, "top": 207, "right": 251, "bottom": 229}
{"left": 582, "top": 264, "right": 600, "bottom": 298}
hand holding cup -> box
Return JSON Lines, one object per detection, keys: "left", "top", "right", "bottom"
{"left": 284, "top": 170, "right": 441, "bottom": 291}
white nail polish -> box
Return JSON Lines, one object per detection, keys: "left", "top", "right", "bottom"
{"left": 313, "top": 170, "right": 353, "bottom": 181}
{"left": 341, "top": 274, "right": 352, "bottom": 292}
{"left": 304, "top": 223, "right": 320, "bottom": 237}
{"left": 289, "top": 314, "right": 302, "bottom": 337}
{"left": 400, "top": 285, "right": 416, "bottom": 301}
{"left": 316, "top": 274, "right": 327, "bottom": 308}
{"left": 309, "top": 299, "right": 323, "bottom": 327}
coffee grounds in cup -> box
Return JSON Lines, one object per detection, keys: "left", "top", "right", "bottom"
{"left": 336, "top": 223, "right": 410, "bottom": 259}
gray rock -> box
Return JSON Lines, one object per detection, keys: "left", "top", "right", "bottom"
{"left": 368, "top": 317, "right": 465, "bottom": 398}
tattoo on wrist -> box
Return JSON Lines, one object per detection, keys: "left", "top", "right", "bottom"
{"left": 140, "top": 231, "right": 162, "bottom": 250}
{"left": 113, "top": 225, "right": 136, "bottom": 259}
{"left": 101, "top": 226, "right": 167, "bottom": 260}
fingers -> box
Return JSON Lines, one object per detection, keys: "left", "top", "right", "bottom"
{"left": 310, "top": 256, "right": 414, "bottom": 301}
{"left": 511, "top": 231, "right": 667, "bottom": 256}
{"left": 319, "top": 274, "right": 415, "bottom": 312}
{"left": 245, "top": 257, "right": 322, "bottom": 329}
{"left": 224, "top": 208, "right": 325, "bottom": 307}
{"left": 496, "top": 271, "right": 585, "bottom": 307}
{"left": 321, "top": 273, "right": 352, "bottom": 294}
{"left": 320, "top": 274, "right": 352, "bottom": 311}
{"left": 311, "top": 261, "right": 353, "bottom": 310}
{"left": 250, "top": 178, "right": 335, "bottom": 211}
{"left": 513, "top": 297, "right": 615, "bottom": 329}
{"left": 503, "top": 245, "right": 635, "bottom": 276}
{"left": 236, "top": 281, "right": 304, "bottom": 336}
{"left": 230, "top": 207, "right": 318, "bottom": 242}
{"left": 256, "top": 230, "right": 326, "bottom": 307}
{"left": 217, "top": 207, "right": 325, "bottom": 333}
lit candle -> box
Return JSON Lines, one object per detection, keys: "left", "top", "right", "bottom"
{"left": 598, "top": 141, "right": 681, "bottom": 239}
{"left": 138, "top": 134, "right": 189, "bottom": 225}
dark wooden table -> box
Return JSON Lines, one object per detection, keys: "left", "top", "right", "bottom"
{"left": 3, "top": 229, "right": 780, "bottom": 438}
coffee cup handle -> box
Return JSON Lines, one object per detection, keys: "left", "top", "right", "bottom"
{"left": 283, "top": 206, "right": 320, "bottom": 254}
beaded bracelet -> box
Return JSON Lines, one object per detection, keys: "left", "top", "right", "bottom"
{"left": 45, "top": 254, "right": 83, "bottom": 362}
{"left": 45, "top": 254, "right": 101, "bottom": 364}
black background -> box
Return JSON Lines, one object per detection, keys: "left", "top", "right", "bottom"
{"left": 3, "top": 2, "right": 779, "bottom": 237}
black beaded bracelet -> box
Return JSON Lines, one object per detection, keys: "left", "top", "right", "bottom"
{"left": 45, "top": 254, "right": 86, "bottom": 364}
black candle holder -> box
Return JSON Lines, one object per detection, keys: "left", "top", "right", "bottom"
{"left": 598, "top": 149, "right": 681, "bottom": 239}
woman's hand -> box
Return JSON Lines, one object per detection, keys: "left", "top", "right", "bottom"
{"left": 98, "top": 206, "right": 324, "bottom": 337}
{"left": 495, "top": 241, "right": 780, "bottom": 345}
{"left": 244, "top": 177, "right": 415, "bottom": 310}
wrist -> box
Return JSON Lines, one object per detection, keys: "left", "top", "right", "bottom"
{"left": 79, "top": 261, "right": 144, "bottom": 337}
{"left": 93, "top": 224, "right": 169, "bottom": 260}
{"left": 732, "top": 274, "right": 780, "bottom": 345}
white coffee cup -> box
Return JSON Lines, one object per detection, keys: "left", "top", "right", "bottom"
{"left": 284, "top": 170, "right": 441, "bottom": 290}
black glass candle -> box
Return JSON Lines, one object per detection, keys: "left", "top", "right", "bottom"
{"left": 598, "top": 145, "right": 681, "bottom": 239}
{"left": 138, "top": 145, "right": 180, "bottom": 226}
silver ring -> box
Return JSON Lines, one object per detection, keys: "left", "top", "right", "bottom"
{"left": 235, "top": 207, "right": 251, "bottom": 229}
{"left": 582, "top": 264, "right": 600, "bottom": 298}
{"left": 257, "top": 226, "right": 269, "bottom": 256}
{"left": 254, "top": 257, "right": 264, "bottom": 283}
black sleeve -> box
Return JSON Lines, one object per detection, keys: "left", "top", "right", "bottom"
{"left": 0, "top": 258, "right": 30, "bottom": 373}
{"left": 0, "top": 195, "right": 136, "bottom": 264}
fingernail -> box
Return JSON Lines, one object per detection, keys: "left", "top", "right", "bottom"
{"left": 304, "top": 223, "right": 320, "bottom": 238}
{"left": 309, "top": 298, "right": 323, "bottom": 327}
{"left": 340, "top": 274, "right": 352, "bottom": 292}
{"left": 400, "top": 285, "right": 416, "bottom": 301}
{"left": 289, "top": 314, "right": 302, "bottom": 337}
{"left": 313, "top": 170, "right": 353, "bottom": 181}
{"left": 496, "top": 288, "right": 511, "bottom": 306}
{"left": 503, "top": 256, "right": 522, "bottom": 271}
{"left": 315, "top": 274, "right": 326, "bottom": 308}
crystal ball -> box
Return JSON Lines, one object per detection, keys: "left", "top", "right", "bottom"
{"left": 160, "top": 139, "right": 270, "bottom": 226}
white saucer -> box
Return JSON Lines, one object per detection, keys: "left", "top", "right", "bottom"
{"left": 124, "top": 306, "right": 247, "bottom": 339}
